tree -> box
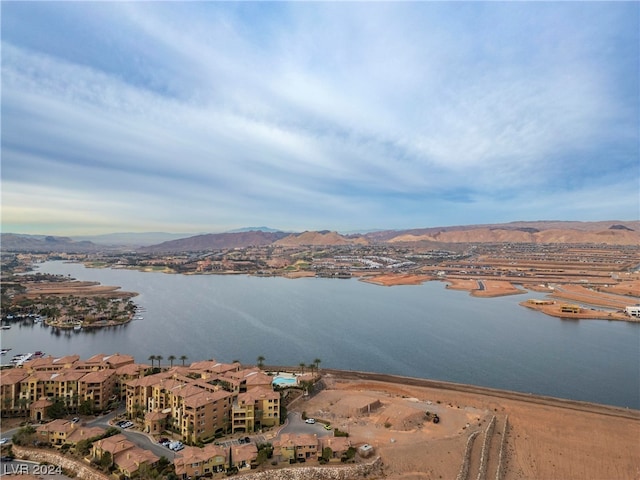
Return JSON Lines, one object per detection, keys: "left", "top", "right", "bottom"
{"left": 299, "top": 362, "right": 306, "bottom": 374}
{"left": 79, "top": 399, "right": 94, "bottom": 416}
{"left": 168, "top": 355, "right": 176, "bottom": 367}
{"left": 313, "top": 358, "right": 321, "bottom": 373}
{"left": 257, "top": 355, "right": 265, "bottom": 369}
{"left": 99, "top": 451, "right": 112, "bottom": 470}
{"left": 148, "top": 355, "right": 156, "bottom": 368}
{"left": 47, "top": 399, "right": 67, "bottom": 419}
{"left": 180, "top": 355, "right": 188, "bottom": 366}
{"left": 156, "top": 355, "right": 163, "bottom": 368}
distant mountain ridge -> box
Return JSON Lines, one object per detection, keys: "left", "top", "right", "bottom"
{"left": 0, "top": 233, "right": 100, "bottom": 253}
{"left": 2, "top": 221, "right": 638, "bottom": 252}
{"left": 139, "top": 231, "right": 290, "bottom": 253}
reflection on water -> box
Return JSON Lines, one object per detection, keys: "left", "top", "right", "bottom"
{"left": 1, "top": 261, "right": 638, "bottom": 409}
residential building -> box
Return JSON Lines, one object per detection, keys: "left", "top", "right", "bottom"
{"left": 36, "top": 419, "right": 76, "bottom": 447}
{"left": 273, "top": 433, "right": 319, "bottom": 463}
{"left": 92, "top": 433, "right": 159, "bottom": 478}
{"left": 174, "top": 444, "right": 227, "bottom": 478}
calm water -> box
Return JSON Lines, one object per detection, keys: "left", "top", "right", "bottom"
{"left": 2, "top": 261, "right": 639, "bottom": 409}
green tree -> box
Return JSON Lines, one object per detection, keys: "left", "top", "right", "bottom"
{"left": 313, "top": 358, "right": 321, "bottom": 373}
{"left": 99, "top": 450, "right": 112, "bottom": 470}
{"left": 156, "top": 355, "right": 163, "bottom": 368}
{"left": 168, "top": 355, "right": 176, "bottom": 367}
{"left": 47, "top": 399, "right": 67, "bottom": 419}
{"left": 257, "top": 355, "right": 265, "bottom": 369}
{"left": 180, "top": 355, "right": 188, "bottom": 366}
{"left": 148, "top": 355, "right": 156, "bottom": 368}
{"left": 78, "top": 399, "right": 94, "bottom": 416}
{"left": 299, "top": 362, "right": 306, "bottom": 374}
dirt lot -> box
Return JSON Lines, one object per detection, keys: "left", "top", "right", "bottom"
{"left": 292, "top": 372, "right": 640, "bottom": 480}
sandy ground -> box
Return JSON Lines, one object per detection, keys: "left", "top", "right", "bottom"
{"left": 22, "top": 281, "right": 136, "bottom": 298}
{"left": 360, "top": 273, "right": 433, "bottom": 286}
{"left": 293, "top": 372, "right": 640, "bottom": 480}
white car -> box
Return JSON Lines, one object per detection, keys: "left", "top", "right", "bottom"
{"left": 304, "top": 418, "right": 315, "bottom": 424}
{"left": 0, "top": 438, "right": 8, "bottom": 445}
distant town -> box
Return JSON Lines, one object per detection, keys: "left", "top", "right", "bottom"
{"left": 1, "top": 221, "right": 639, "bottom": 478}
{"left": 2, "top": 223, "right": 640, "bottom": 327}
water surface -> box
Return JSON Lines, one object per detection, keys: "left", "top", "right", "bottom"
{"left": 2, "top": 261, "right": 638, "bottom": 409}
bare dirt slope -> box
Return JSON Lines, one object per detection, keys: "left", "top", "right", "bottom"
{"left": 296, "top": 372, "right": 640, "bottom": 480}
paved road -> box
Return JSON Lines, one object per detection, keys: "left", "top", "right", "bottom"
{"left": 278, "top": 412, "right": 332, "bottom": 438}
{"left": 87, "top": 408, "right": 176, "bottom": 460}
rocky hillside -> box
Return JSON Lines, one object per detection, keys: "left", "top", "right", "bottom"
{"left": 139, "top": 231, "right": 289, "bottom": 253}
{"left": 274, "top": 230, "right": 368, "bottom": 246}
{"left": 0, "top": 234, "right": 100, "bottom": 253}
{"left": 380, "top": 221, "right": 640, "bottom": 246}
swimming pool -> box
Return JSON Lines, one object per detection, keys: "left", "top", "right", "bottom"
{"left": 272, "top": 376, "right": 297, "bottom": 387}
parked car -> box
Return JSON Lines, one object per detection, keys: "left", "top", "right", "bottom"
{"left": 0, "top": 455, "right": 15, "bottom": 462}
{"left": 304, "top": 418, "right": 315, "bottom": 424}
{"left": 0, "top": 438, "right": 9, "bottom": 445}
{"left": 72, "top": 417, "right": 80, "bottom": 423}
{"left": 323, "top": 424, "right": 332, "bottom": 430}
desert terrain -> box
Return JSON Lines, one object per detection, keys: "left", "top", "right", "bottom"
{"left": 295, "top": 371, "right": 640, "bottom": 480}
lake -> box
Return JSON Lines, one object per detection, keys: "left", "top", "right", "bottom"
{"left": 2, "top": 261, "right": 638, "bottom": 409}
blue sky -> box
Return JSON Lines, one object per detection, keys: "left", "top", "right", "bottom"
{"left": 2, "top": 2, "right": 638, "bottom": 235}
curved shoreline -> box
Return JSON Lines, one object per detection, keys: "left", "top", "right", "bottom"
{"left": 300, "top": 367, "right": 640, "bottom": 419}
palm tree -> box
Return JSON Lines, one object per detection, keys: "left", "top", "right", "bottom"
{"left": 299, "top": 362, "right": 306, "bottom": 374}
{"left": 313, "top": 358, "right": 321, "bottom": 373}
{"left": 156, "top": 355, "right": 163, "bottom": 368}
{"left": 148, "top": 355, "right": 156, "bottom": 368}
{"left": 180, "top": 355, "right": 188, "bottom": 366}
{"left": 168, "top": 355, "right": 176, "bottom": 367}
{"left": 257, "top": 355, "right": 265, "bottom": 369}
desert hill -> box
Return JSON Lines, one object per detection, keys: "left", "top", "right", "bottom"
{"left": 3, "top": 221, "right": 638, "bottom": 253}
{"left": 0, "top": 234, "right": 100, "bottom": 253}
{"left": 274, "top": 230, "right": 368, "bottom": 246}
{"left": 385, "top": 223, "right": 640, "bottom": 245}
{"left": 139, "top": 231, "right": 289, "bottom": 253}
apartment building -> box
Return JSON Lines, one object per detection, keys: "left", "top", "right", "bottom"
{"left": 174, "top": 444, "right": 228, "bottom": 478}
{"left": 232, "top": 386, "right": 280, "bottom": 433}
{"left": 1, "top": 354, "right": 122, "bottom": 419}
{"left": 273, "top": 433, "right": 319, "bottom": 462}
{"left": 0, "top": 369, "right": 28, "bottom": 412}
{"left": 35, "top": 419, "right": 77, "bottom": 447}
{"left": 92, "top": 433, "right": 159, "bottom": 478}
{"left": 78, "top": 369, "right": 116, "bottom": 411}
{"left": 126, "top": 370, "right": 235, "bottom": 443}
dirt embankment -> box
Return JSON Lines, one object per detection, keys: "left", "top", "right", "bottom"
{"left": 300, "top": 370, "right": 640, "bottom": 480}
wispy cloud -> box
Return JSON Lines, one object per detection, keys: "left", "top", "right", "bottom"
{"left": 2, "top": 2, "right": 637, "bottom": 234}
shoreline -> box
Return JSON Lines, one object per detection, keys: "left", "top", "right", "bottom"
{"left": 267, "top": 362, "right": 639, "bottom": 412}
{"left": 295, "top": 367, "right": 640, "bottom": 415}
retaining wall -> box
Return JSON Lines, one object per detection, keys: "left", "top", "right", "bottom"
{"left": 238, "top": 457, "right": 383, "bottom": 480}
{"left": 12, "top": 445, "right": 110, "bottom": 480}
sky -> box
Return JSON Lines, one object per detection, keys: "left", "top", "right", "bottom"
{"left": 2, "top": 2, "right": 638, "bottom": 235}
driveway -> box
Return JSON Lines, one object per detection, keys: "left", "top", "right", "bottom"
{"left": 278, "top": 412, "right": 333, "bottom": 438}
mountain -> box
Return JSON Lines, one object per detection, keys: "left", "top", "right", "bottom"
{"left": 225, "top": 226, "right": 283, "bottom": 233}
{"left": 4, "top": 221, "right": 639, "bottom": 254}
{"left": 71, "top": 232, "right": 199, "bottom": 247}
{"left": 0, "top": 234, "right": 101, "bottom": 253}
{"left": 375, "top": 221, "right": 640, "bottom": 246}
{"left": 139, "top": 231, "right": 290, "bottom": 252}
{"left": 274, "top": 231, "right": 368, "bottom": 246}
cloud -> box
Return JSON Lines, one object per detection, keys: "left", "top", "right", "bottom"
{"left": 1, "top": 2, "right": 638, "bottom": 234}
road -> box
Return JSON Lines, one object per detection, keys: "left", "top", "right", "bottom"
{"left": 278, "top": 412, "right": 333, "bottom": 438}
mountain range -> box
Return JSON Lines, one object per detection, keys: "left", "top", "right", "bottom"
{"left": 2, "top": 220, "right": 638, "bottom": 253}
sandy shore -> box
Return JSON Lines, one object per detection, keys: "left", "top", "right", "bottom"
{"left": 298, "top": 369, "right": 640, "bottom": 480}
